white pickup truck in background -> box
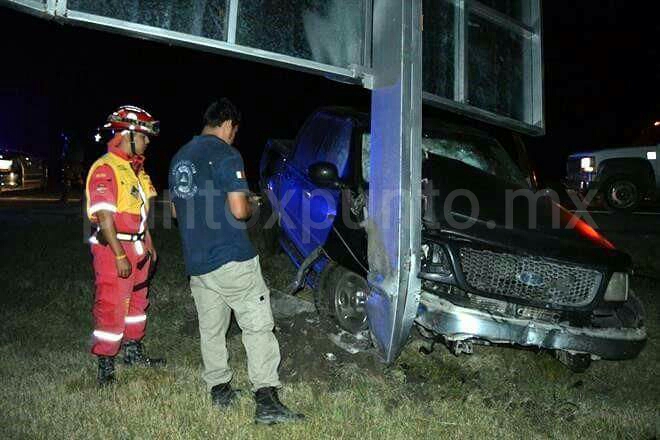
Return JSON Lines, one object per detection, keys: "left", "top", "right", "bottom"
{"left": 564, "top": 128, "right": 660, "bottom": 211}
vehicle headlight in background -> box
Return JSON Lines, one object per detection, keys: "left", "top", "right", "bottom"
{"left": 0, "top": 159, "right": 13, "bottom": 171}
{"left": 580, "top": 157, "right": 595, "bottom": 173}
{"left": 603, "top": 272, "right": 629, "bottom": 302}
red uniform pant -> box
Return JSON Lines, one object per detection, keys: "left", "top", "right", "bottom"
{"left": 91, "top": 241, "right": 152, "bottom": 357}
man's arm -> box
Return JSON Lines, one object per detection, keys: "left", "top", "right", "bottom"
{"left": 227, "top": 192, "right": 252, "bottom": 220}
{"left": 87, "top": 164, "right": 130, "bottom": 277}
{"left": 97, "top": 210, "right": 131, "bottom": 278}
{"left": 222, "top": 152, "right": 252, "bottom": 220}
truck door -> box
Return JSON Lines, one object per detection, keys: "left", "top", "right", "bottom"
{"left": 281, "top": 112, "right": 333, "bottom": 257}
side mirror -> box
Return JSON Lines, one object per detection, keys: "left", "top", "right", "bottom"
{"left": 308, "top": 162, "right": 341, "bottom": 188}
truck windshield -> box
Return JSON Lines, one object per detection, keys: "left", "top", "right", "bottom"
{"left": 361, "top": 130, "right": 528, "bottom": 188}
{"left": 422, "top": 131, "right": 528, "bottom": 187}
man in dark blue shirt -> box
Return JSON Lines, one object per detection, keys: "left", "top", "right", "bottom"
{"left": 169, "top": 99, "right": 303, "bottom": 425}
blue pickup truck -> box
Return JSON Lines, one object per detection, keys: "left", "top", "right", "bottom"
{"left": 259, "top": 107, "right": 646, "bottom": 370}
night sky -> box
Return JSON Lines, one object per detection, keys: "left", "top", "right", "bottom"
{"left": 0, "top": 1, "right": 657, "bottom": 188}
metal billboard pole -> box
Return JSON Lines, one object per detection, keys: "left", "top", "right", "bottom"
{"left": 366, "top": 0, "right": 423, "bottom": 363}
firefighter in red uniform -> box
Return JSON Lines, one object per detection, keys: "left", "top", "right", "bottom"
{"left": 86, "top": 105, "right": 165, "bottom": 386}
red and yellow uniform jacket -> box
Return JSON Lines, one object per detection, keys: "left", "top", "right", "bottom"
{"left": 86, "top": 145, "right": 157, "bottom": 235}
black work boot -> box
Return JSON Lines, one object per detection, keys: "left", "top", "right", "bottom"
{"left": 254, "top": 387, "right": 305, "bottom": 425}
{"left": 97, "top": 356, "right": 116, "bottom": 387}
{"left": 211, "top": 382, "right": 241, "bottom": 408}
{"left": 122, "top": 340, "right": 166, "bottom": 367}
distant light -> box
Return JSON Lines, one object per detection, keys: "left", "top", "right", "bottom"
{"left": 94, "top": 133, "right": 102, "bottom": 143}
{"left": 580, "top": 157, "right": 594, "bottom": 171}
{"left": 0, "top": 159, "right": 13, "bottom": 171}
{"left": 648, "top": 151, "right": 657, "bottom": 160}
{"left": 655, "top": 121, "right": 660, "bottom": 127}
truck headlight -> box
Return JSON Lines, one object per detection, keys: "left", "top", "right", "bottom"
{"left": 603, "top": 272, "right": 629, "bottom": 302}
{"left": 420, "top": 243, "right": 454, "bottom": 281}
{"left": 580, "top": 157, "right": 595, "bottom": 173}
{"left": 0, "top": 159, "right": 13, "bottom": 171}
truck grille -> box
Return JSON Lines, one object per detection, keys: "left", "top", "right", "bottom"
{"left": 458, "top": 247, "right": 602, "bottom": 307}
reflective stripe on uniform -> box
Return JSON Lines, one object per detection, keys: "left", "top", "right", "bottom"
{"left": 88, "top": 202, "right": 117, "bottom": 216}
{"left": 135, "top": 180, "right": 148, "bottom": 256}
{"left": 93, "top": 330, "right": 123, "bottom": 342}
{"left": 125, "top": 315, "right": 147, "bottom": 324}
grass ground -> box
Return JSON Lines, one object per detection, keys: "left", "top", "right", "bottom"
{"left": 0, "top": 215, "right": 658, "bottom": 439}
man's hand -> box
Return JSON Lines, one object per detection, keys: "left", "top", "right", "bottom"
{"left": 116, "top": 256, "right": 132, "bottom": 278}
{"left": 145, "top": 230, "right": 157, "bottom": 264}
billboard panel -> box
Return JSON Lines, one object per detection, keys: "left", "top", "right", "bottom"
{"left": 67, "top": 0, "right": 227, "bottom": 40}
{"left": 422, "top": 0, "right": 455, "bottom": 100}
{"left": 3, "top": 0, "right": 543, "bottom": 134}
{"left": 236, "top": 0, "right": 366, "bottom": 67}
{"left": 422, "top": 0, "right": 544, "bottom": 135}
{"left": 63, "top": 0, "right": 367, "bottom": 81}
{"left": 468, "top": 12, "right": 528, "bottom": 121}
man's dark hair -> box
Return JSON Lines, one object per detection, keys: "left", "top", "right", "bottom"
{"left": 204, "top": 98, "right": 242, "bottom": 128}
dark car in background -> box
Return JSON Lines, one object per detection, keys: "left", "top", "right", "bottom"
{"left": 259, "top": 107, "right": 647, "bottom": 371}
{"left": 0, "top": 148, "right": 48, "bottom": 192}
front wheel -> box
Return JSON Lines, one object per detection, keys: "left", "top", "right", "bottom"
{"left": 604, "top": 177, "right": 640, "bottom": 212}
{"left": 317, "top": 264, "right": 369, "bottom": 334}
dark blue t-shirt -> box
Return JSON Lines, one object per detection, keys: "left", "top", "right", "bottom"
{"left": 169, "top": 135, "right": 256, "bottom": 276}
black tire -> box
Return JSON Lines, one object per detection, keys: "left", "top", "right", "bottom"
{"left": 603, "top": 176, "right": 640, "bottom": 212}
{"left": 554, "top": 350, "right": 591, "bottom": 373}
{"left": 317, "top": 263, "right": 369, "bottom": 334}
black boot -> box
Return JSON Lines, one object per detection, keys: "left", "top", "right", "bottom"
{"left": 254, "top": 387, "right": 305, "bottom": 425}
{"left": 97, "top": 356, "right": 116, "bottom": 387}
{"left": 211, "top": 382, "right": 241, "bottom": 408}
{"left": 122, "top": 340, "right": 166, "bottom": 367}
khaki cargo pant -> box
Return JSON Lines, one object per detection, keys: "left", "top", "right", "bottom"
{"left": 190, "top": 256, "right": 281, "bottom": 391}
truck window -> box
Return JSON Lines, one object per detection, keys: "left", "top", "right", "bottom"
{"left": 315, "top": 119, "right": 352, "bottom": 179}
{"left": 292, "top": 113, "right": 331, "bottom": 171}
{"left": 293, "top": 112, "right": 352, "bottom": 179}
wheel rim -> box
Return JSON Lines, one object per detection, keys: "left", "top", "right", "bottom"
{"left": 334, "top": 273, "right": 368, "bottom": 334}
{"left": 608, "top": 181, "right": 637, "bottom": 209}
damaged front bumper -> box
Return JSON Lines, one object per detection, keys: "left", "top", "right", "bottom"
{"left": 415, "top": 291, "right": 647, "bottom": 360}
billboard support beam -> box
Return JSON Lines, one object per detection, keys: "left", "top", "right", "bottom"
{"left": 366, "top": 0, "right": 423, "bottom": 363}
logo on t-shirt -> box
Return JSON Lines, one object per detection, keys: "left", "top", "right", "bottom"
{"left": 171, "top": 160, "right": 198, "bottom": 200}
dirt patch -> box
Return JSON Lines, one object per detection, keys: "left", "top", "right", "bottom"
{"left": 275, "top": 312, "right": 385, "bottom": 385}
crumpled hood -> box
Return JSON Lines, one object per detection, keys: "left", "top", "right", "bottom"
{"left": 421, "top": 155, "right": 630, "bottom": 270}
